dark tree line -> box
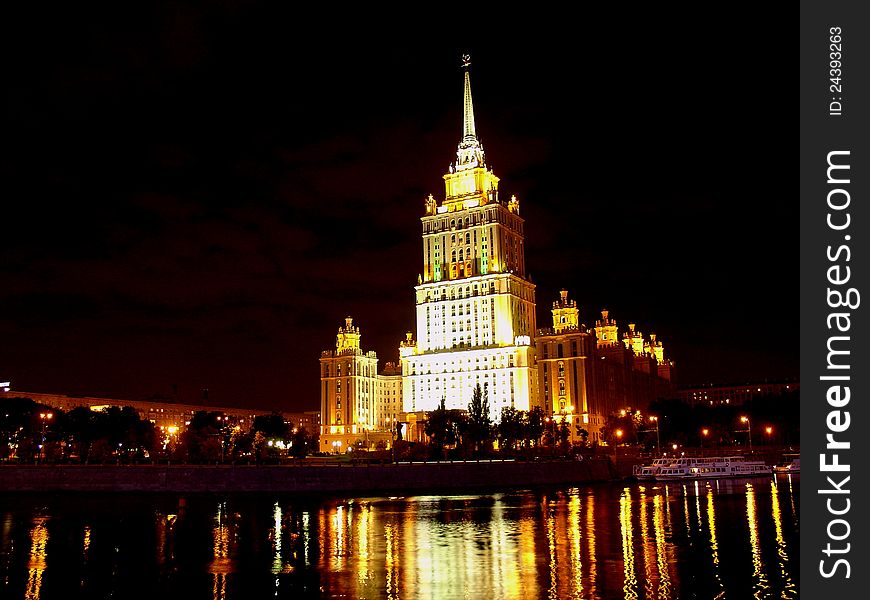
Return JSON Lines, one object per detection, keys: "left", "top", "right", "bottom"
{"left": 0, "top": 398, "right": 319, "bottom": 464}
{"left": 0, "top": 398, "right": 156, "bottom": 463}
{"left": 415, "top": 384, "right": 589, "bottom": 460}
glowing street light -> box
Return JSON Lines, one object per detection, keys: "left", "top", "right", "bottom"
{"left": 701, "top": 427, "right": 709, "bottom": 449}
{"left": 650, "top": 416, "right": 660, "bottom": 455}
{"left": 740, "top": 416, "right": 753, "bottom": 452}
{"left": 615, "top": 429, "right": 623, "bottom": 445}
{"left": 765, "top": 426, "right": 773, "bottom": 445}
{"left": 38, "top": 412, "right": 53, "bottom": 464}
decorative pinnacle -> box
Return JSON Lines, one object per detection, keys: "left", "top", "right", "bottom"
{"left": 461, "top": 54, "right": 476, "bottom": 142}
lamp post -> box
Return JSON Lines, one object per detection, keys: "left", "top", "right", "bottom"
{"left": 38, "top": 412, "right": 53, "bottom": 464}
{"left": 740, "top": 416, "right": 752, "bottom": 452}
{"left": 765, "top": 426, "right": 773, "bottom": 446}
{"left": 701, "top": 428, "right": 709, "bottom": 451}
{"left": 650, "top": 416, "right": 660, "bottom": 455}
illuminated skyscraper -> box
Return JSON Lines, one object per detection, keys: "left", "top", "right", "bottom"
{"left": 400, "top": 56, "right": 538, "bottom": 418}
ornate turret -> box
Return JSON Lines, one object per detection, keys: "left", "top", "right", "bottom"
{"left": 594, "top": 309, "right": 619, "bottom": 347}
{"left": 399, "top": 331, "right": 416, "bottom": 358}
{"left": 552, "top": 289, "right": 580, "bottom": 333}
{"left": 623, "top": 323, "right": 645, "bottom": 355}
{"left": 336, "top": 316, "right": 361, "bottom": 354}
{"left": 645, "top": 333, "right": 665, "bottom": 363}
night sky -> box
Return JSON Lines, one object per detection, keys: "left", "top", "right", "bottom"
{"left": 2, "top": 6, "right": 796, "bottom": 412}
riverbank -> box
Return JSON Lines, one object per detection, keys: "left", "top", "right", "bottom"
{"left": 0, "top": 458, "right": 615, "bottom": 494}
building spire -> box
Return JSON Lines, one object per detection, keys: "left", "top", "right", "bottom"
{"left": 462, "top": 54, "right": 476, "bottom": 143}
{"left": 454, "top": 54, "right": 485, "bottom": 171}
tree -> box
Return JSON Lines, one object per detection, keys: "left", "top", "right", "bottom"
{"left": 557, "top": 419, "right": 570, "bottom": 451}
{"left": 252, "top": 413, "right": 289, "bottom": 442}
{"left": 179, "top": 410, "right": 224, "bottom": 463}
{"left": 425, "top": 398, "right": 458, "bottom": 458}
{"left": 497, "top": 406, "right": 523, "bottom": 453}
{"left": 467, "top": 384, "right": 493, "bottom": 454}
{"left": 288, "top": 426, "right": 312, "bottom": 459}
{"left": 526, "top": 407, "right": 545, "bottom": 448}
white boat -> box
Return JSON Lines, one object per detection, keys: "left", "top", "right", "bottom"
{"left": 646, "top": 456, "right": 772, "bottom": 481}
{"left": 633, "top": 458, "right": 674, "bottom": 480}
{"left": 773, "top": 455, "right": 800, "bottom": 474}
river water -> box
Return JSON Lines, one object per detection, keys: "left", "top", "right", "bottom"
{"left": 1, "top": 475, "right": 799, "bottom": 599}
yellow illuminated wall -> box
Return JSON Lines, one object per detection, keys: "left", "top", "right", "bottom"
{"left": 319, "top": 317, "right": 382, "bottom": 451}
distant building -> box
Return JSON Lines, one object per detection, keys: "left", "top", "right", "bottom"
{"left": 319, "top": 317, "right": 395, "bottom": 453}
{"left": 678, "top": 381, "right": 799, "bottom": 407}
{"left": 0, "top": 389, "right": 319, "bottom": 438}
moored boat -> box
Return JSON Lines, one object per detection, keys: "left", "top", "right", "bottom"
{"left": 773, "top": 454, "right": 800, "bottom": 474}
{"left": 633, "top": 458, "right": 673, "bottom": 480}
{"left": 637, "top": 456, "right": 772, "bottom": 481}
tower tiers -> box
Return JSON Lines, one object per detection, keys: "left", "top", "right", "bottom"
{"left": 402, "top": 56, "right": 538, "bottom": 419}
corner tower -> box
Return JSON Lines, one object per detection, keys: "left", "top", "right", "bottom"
{"left": 403, "top": 56, "right": 538, "bottom": 418}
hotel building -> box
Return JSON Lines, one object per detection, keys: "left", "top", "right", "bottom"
{"left": 319, "top": 57, "right": 675, "bottom": 447}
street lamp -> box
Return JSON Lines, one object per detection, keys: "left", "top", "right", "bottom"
{"left": 650, "top": 416, "right": 660, "bottom": 455}
{"left": 740, "top": 416, "right": 752, "bottom": 452}
{"left": 765, "top": 426, "right": 773, "bottom": 445}
{"left": 701, "top": 427, "right": 709, "bottom": 450}
{"left": 38, "top": 412, "right": 53, "bottom": 464}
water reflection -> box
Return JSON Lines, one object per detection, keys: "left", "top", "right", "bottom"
{"left": 771, "top": 478, "right": 797, "bottom": 599}
{"left": 25, "top": 517, "right": 48, "bottom": 600}
{"left": 211, "top": 502, "right": 233, "bottom": 600}
{"left": 0, "top": 477, "right": 799, "bottom": 599}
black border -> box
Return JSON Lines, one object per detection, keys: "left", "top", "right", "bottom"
{"left": 800, "top": 1, "right": 869, "bottom": 596}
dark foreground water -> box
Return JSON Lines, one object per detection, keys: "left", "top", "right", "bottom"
{"left": 1, "top": 475, "right": 799, "bottom": 599}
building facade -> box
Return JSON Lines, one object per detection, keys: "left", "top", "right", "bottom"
{"left": 535, "top": 291, "right": 675, "bottom": 443}
{"left": 319, "top": 317, "right": 380, "bottom": 453}
{"left": 400, "top": 56, "right": 538, "bottom": 420}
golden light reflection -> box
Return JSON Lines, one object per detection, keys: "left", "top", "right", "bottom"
{"left": 682, "top": 484, "right": 691, "bottom": 532}
{"left": 210, "top": 502, "right": 232, "bottom": 600}
{"left": 82, "top": 524, "right": 91, "bottom": 560}
{"left": 567, "top": 494, "right": 583, "bottom": 598}
{"left": 302, "top": 511, "right": 311, "bottom": 568}
{"left": 638, "top": 487, "right": 654, "bottom": 598}
{"left": 545, "top": 496, "right": 557, "bottom": 600}
{"left": 384, "top": 523, "right": 399, "bottom": 600}
{"left": 518, "top": 513, "right": 538, "bottom": 589}
{"left": 330, "top": 504, "right": 347, "bottom": 571}
{"left": 356, "top": 502, "right": 371, "bottom": 586}
{"left": 491, "top": 498, "right": 520, "bottom": 598}
{"left": 620, "top": 488, "right": 638, "bottom": 600}
{"left": 271, "top": 501, "right": 293, "bottom": 574}
{"left": 770, "top": 480, "right": 797, "bottom": 599}
{"left": 25, "top": 517, "right": 48, "bottom": 600}
{"left": 706, "top": 488, "right": 725, "bottom": 597}
{"left": 585, "top": 494, "right": 597, "bottom": 598}
{"left": 653, "top": 494, "right": 673, "bottom": 599}
{"left": 745, "top": 483, "right": 770, "bottom": 599}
